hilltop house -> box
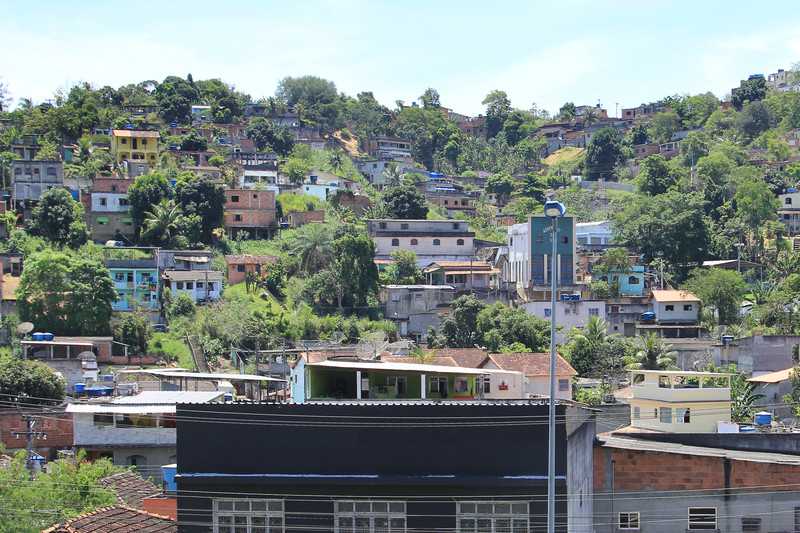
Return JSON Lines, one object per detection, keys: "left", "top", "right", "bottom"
{"left": 637, "top": 289, "right": 702, "bottom": 338}
{"left": 223, "top": 189, "right": 277, "bottom": 238}
{"left": 224, "top": 255, "right": 278, "bottom": 285}
{"left": 87, "top": 177, "right": 133, "bottom": 243}
{"left": 111, "top": 130, "right": 160, "bottom": 167}
{"left": 627, "top": 370, "right": 731, "bottom": 433}
{"left": 11, "top": 159, "right": 63, "bottom": 206}
{"left": 368, "top": 219, "right": 476, "bottom": 266}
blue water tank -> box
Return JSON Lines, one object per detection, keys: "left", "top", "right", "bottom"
{"left": 640, "top": 312, "right": 656, "bottom": 321}
{"left": 162, "top": 464, "right": 177, "bottom": 493}
{"left": 70, "top": 190, "right": 79, "bottom": 201}
{"left": 740, "top": 425, "right": 756, "bottom": 433}
{"left": 32, "top": 332, "right": 44, "bottom": 341}
{"left": 43, "top": 332, "right": 54, "bottom": 341}
{"left": 754, "top": 411, "right": 773, "bottom": 426}
{"left": 788, "top": 187, "right": 798, "bottom": 193}
{"left": 74, "top": 383, "right": 86, "bottom": 395}
{"left": 224, "top": 393, "right": 234, "bottom": 402}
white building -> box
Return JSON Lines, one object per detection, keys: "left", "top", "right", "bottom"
{"left": 522, "top": 299, "right": 607, "bottom": 343}
{"left": 367, "top": 219, "right": 476, "bottom": 266}
{"left": 163, "top": 270, "right": 223, "bottom": 303}
{"left": 66, "top": 390, "right": 225, "bottom": 470}
{"left": 575, "top": 220, "right": 614, "bottom": 250}
{"left": 651, "top": 290, "right": 700, "bottom": 323}
{"left": 628, "top": 370, "right": 731, "bottom": 433}
{"left": 91, "top": 191, "right": 129, "bottom": 212}
{"left": 778, "top": 189, "right": 800, "bottom": 235}
{"left": 240, "top": 167, "right": 279, "bottom": 191}
{"left": 480, "top": 352, "right": 576, "bottom": 400}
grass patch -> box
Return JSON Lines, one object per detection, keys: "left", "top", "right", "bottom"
{"left": 147, "top": 332, "right": 194, "bottom": 369}
{"left": 543, "top": 147, "right": 585, "bottom": 166}
{"left": 222, "top": 282, "right": 281, "bottom": 313}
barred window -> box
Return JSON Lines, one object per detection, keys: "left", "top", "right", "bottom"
{"left": 213, "top": 498, "right": 284, "bottom": 533}
{"left": 457, "top": 501, "right": 529, "bottom": 533}
{"left": 335, "top": 501, "right": 406, "bottom": 533}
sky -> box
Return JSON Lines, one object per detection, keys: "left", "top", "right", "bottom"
{"left": 2, "top": 0, "right": 800, "bottom": 117}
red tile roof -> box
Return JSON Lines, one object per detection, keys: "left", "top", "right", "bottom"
{"left": 99, "top": 471, "right": 161, "bottom": 509}
{"left": 483, "top": 352, "right": 576, "bottom": 377}
{"left": 382, "top": 355, "right": 459, "bottom": 367}
{"left": 422, "top": 348, "right": 489, "bottom": 368}
{"left": 43, "top": 505, "right": 176, "bottom": 533}
{"left": 224, "top": 254, "right": 279, "bottom": 265}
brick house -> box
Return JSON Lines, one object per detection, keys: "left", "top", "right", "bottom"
{"left": 224, "top": 189, "right": 277, "bottom": 238}
{"left": 224, "top": 255, "right": 278, "bottom": 285}
{"left": 594, "top": 433, "right": 800, "bottom": 533}
{"left": 287, "top": 209, "right": 325, "bottom": 228}
{"left": 0, "top": 408, "right": 73, "bottom": 459}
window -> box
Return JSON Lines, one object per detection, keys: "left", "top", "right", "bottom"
{"left": 677, "top": 408, "right": 691, "bottom": 423}
{"left": 127, "top": 272, "right": 134, "bottom": 283}
{"left": 588, "top": 307, "right": 599, "bottom": 316}
{"left": 430, "top": 376, "right": 448, "bottom": 395}
{"left": 787, "top": 197, "right": 793, "bottom": 205}
{"left": 628, "top": 276, "right": 640, "bottom": 284}
{"left": 741, "top": 517, "right": 761, "bottom": 532}
{"left": 558, "top": 379, "right": 569, "bottom": 392}
{"left": 561, "top": 236, "right": 568, "bottom": 244}
{"left": 231, "top": 195, "right": 240, "bottom": 203}
{"left": 433, "top": 239, "right": 441, "bottom": 246}
{"left": 452, "top": 222, "right": 460, "bottom": 229}
{"left": 379, "top": 222, "right": 387, "bottom": 229}
{"left": 93, "top": 413, "right": 114, "bottom": 427}
{"left": 214, "top": 498, "right": 284, "bottom": 533}
{"left": 335, "top": 501, "right": 405, "bottom": 533}
{"left": 119, "top": 197, "right": 129, "bottom": 206}
{"left": 46, "top": 167, "right": 57, "bottom": 177}
{"left": 400, "top": 223, "right": 409, "bottom": 229}
{"left": 454, "top": 377, "right": 469, "bottom": 393}
{"left": 121, "top": 138, "right": 127, "bottom": 144}
{"left": 186, "top": 282, "right": 194, "bottom": 290}
{"left": 665, "top": 304, "right": 675, "bottom": 311}
{"left": 457, "top": 501, "right": 528, "bottom": 533}
{"left": 684, "top": 304, "right": 693, "bottom": 311}
{"left": 391, "top": 238, "right": 400, "bottom": 246}
{"left": 410, "top": 239, "right": 418, "bottom": 246}
{"left": 457, "top": 239, "right": 465, "bottom": 246}
{"left": 659, "top": 407, "right": 672, "bottom": 423}
{"left": 115, "top": 272, "right": 125, "bottom": 281}
{"left": 197, "top": 282, "right": 204, "bottom": 289}
{"left": 99, "top": 197, "right": 107, "bottom": 206}
{"left": 176, "top": 282, "right": 184, "bottom": 289}
{"left": 688, "top": 508, "right": 717, "bottom": 530}
{"left": 141, "top": 139, "right": 148, "bottom": 146}
{"left": 633, "top": 407, "right": 640, "bottom": 420}
{"left": 253, "top": 194, "right": 258, "bottom": 199}
{"left": 610, "top": 305, "right": 620, "bottom": 313}
{"left": 237, "top": 265, "right": 245, "bottom": 272}
{"left": 444, "top": 200, "right": 449, "bottom": 205}
{"left": 387, "top": 376, "right": 407, "bottom": 395}
{"left": 618, "top": 512, "right": 640, "bottom": 530}
{"left": 235, "top": 214, "right": 243, "bottom": 222}
{"left": 544, "top": 308, "right": 551, "bottom": 318}
{"left": 126, "top": 454, "right": 147, "bottom": 467}
{"left": 480, "top": 376, "right": 491, "bottom": 394}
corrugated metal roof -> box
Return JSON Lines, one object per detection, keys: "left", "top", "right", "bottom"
{"left": 112, "top": 391, "right": 225, "bottom": 404}
{"left": 308, "top": 359, "right": 520, "bottom": 376}
{"left": 162, "top": 270, "right": 223, "bottom": 281}
{"left": 66, "top": 404, "right": 176, "bottom": 414}
{"left": 131, "top": 370, "right": 285, "bottom": 382}
{"left": 748, "top": 368, "right": 794, "bottom": 384}
{"left": 599, "top": 435, "right": 800, "bottom": 465}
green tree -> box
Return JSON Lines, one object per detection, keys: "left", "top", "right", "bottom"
{"left": 155, "top": 75, "right": 200, "bottom": 123}
{"left": 682, "top": 92, "right": 719, "bottom": 128}
{"left": 585, "top": 127, "right": 624, "bottom": 180}
{"left": 246, "top": 117, "right": 294, "bottom": 155}
{"left": 731, "top": 373, "right": 764, "bottom": 423}
{"left": 382, "top": 184, "right": 428, "bottom": 219}
{"left": 476, "top": 303, "right": 550, "bottom": 352}
{"left": 625, "top": 333, "right": 677, "bottom": 370}
{"left": 17, "top": 251, "right": 116, "bottom": 335}
{"left": 175, "top": 173, "right": 225, "bottom": 242}
{"left": 288, "top": 222, "right": 335, "bottom": 275}
{"left": 179, "top": 129, "right": 208, "bottom": 151}
{"left": 486, "top": 172, "right": 515, "bottom": 204}
{"left": 680, "top": 130, "right": 710, "bottom": 167}
{"left": 647, "top": 110, "right": 681, "bottom": 144}
{"left": 735, "top": 100, "right": 773, "bottom": 140}
{"left": 559, "top": 102, "right": 576, "bottom": 120}
{"left": 566, "top": 316, "right": 631, "bottom": 381}
{"left": 128, "top": 172, "right": 172, "bottom": 237}
{"left": 637, "top": 154, "right": 676, "bottom": 195}
{"left": 420, "top": 88, "right": 441, "bottom": 109}
{"left": 283, "top": 157, "right": 311, "bottom": 185}
{"left": 28, "top": 188, "right": 88, "bottom": 248}
{"left": 0, "top": 353, "right": 65, "bottom": 403}
{"left": 383, "top": 250, "right": 423, "bottom": 284}
{"left": 112, "top": 312, "right": 152, "bottom": 355}
{"left": 613, "top": 191, "right": 709, "bottom": 269}
{"left": 434, "top": 295, "right": 486, "bottom": 348}
{"left": 276, "top": 75, "right": 341, "bottom": 130}
{"left": 684, "top": 268, "right": 746, "bottom": 325}
{"left": 482, "top": 90, "right": 511, "bottom": 139}
{"left": 142, "top": 199, "right": 182, "bottom": 246}
{"left": 734, "top": 177, "right": 778, "bottom": 230}
{"left": 167, "top": 292, "right": 196, "bottom": 320}
{"left": 732, "top": 75, "right": 767, "bottom": 110}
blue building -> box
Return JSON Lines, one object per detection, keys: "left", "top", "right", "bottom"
{"left": 106, "top": 259, "right": 160, "bottom": 312}
{"left": 597, "top": 265, "right": 645, "bottom": 297}
{"left": 507, "top": 216, "right": 576, "bottom": 290}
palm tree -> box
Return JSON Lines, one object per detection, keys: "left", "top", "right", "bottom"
{"left": 289, "top": 222, "right": 334, "bottom": 274}
{"left": 580, "top": 315, "right": 609, "bottom": 345}
{"left": 581, "top": 107, "right": 599, "bottom": 128}
{"left": 625, "top": 333, "right": 677, "bottom": 370}
{"left": 142, "top": 200, "right": 182, "bottom": 245}
{"left": 731, "top": 377, "right": 764, "bottom": 423}
{"left": 328, "top": 149, "right": 345, "bottom": 173}
{"left": 383, "top": 163, "right": 404, "bottom": 187}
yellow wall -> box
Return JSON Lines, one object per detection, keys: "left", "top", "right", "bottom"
{"left": 111, "top": 133, "right": 160, "bottom": 164}
{"left": 630, "top": 398, "right": 731, "bottom": 433}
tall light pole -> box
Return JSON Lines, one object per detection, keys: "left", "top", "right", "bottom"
{"left": 544, "top": 199, "right": 566, "bottom": 533}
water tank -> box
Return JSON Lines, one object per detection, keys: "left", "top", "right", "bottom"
{"left": 162, "top": 464, "right": 177, "bottom": 493}
{"left": 739, "top": 425, "right": 757, "bottom": 433}
{"left": 32, "top": 332, "right": 45, "bottom": 341}
{"left": 788, "top": 187, "right": 798, "bottom": 193}
{"left": 640, "top": 312, "right": 656, "bottom": 321}
{"left": 43, "top": 332, "right": 55, "bottom": 341}
{"left": 754, "top": 411, "right": 773, "bottom": 426}
{"left": 721, "top": 335, "right": 734, "bottom": 346}
{"left": 74, "top": 383, "right": 86, "bottom": 395}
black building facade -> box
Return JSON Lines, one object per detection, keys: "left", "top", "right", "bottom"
{"left": 176, "top": 401, "right": 594, "bottom": 532}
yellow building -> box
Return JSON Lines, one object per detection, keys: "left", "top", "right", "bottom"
{"left": 628, "top": 370, "right": 732, "bottom": 433}
{"left": 111, "top": 129, "right": 160, "bottom": 164}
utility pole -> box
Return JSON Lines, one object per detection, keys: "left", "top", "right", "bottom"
{"left": 12, "top": 414, "right": 47, "bottom": 479}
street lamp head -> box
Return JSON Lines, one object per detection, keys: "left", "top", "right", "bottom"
{"left": 544, "top": 200, "right": 566, "bottom": 218}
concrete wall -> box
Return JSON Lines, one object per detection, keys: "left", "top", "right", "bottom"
{"left": 717, "top": 335, "right": 800, "bottom": 374}
{"left": 655, "top": 300, "right": 698, "bottom": 323}
{"left": 91, "top": 192, "right": 129, "bottom": 212}
{"left": 594, "top": 444, "right": 800, "bottom": 533}
{"left": 73, "top": 412, "right": 175, "bottom": 447}
{"left": 113, "top": 446, "right": 176, "bottom": 480}
{"left": 566, "top": 408, "right": 594, "bottom": 533}
{"left": 522, "top": 300, "right": 606, "bottom": 343}
{"left": 166, "top": 279, "right": 222, "bottom": 303}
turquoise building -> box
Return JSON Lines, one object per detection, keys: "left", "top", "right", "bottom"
{"left": 106, "top": 259, "right": 160, "bottom": 311}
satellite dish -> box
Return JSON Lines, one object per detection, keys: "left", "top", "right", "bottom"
{"left": 17, "top": 322, "right": 34, "bottom": 335}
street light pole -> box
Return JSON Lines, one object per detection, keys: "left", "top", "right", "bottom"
{"left": 544, "top": 200, "right": 565, "bottom": 533}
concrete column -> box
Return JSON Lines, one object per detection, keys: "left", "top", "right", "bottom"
{"left": 421, "top": 374, "right": 426, "bottom": 399}
{"left": 356, "top": 371, "right": 362, "bottom": 400}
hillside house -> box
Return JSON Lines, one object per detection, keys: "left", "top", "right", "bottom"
{"left": 106, "top": 259, "right": 160, "bottom": 313}
{"left": 778, "top": 189, "right": 800, "bottom": 235}
{"left": 111, "top": 130, "right": 160, "bottom": 166}
{"left": 481, "top": 352, "right": 576, "bottom": 400}
{"left": 224, "top": 254, "right": 278, "bottom": 285}
{"left": 423, "top": 260, "right": 497, "bottom": 292}
{"left": 506, "top": 215, "right": 577, "bottom": 294}
{"left": 87, "top": 177, "right": 133, "bottom": 242}
{"left": 380, "top": 284, "right": 455, "bottom": 341}
{"left": 224, "top": 189, "right": 277, "bottom": 238}
{"left": 11, "top": 159, "right": 63, "bottom": 204}
{"left": 368, "top": 219, "right": 476, "bottom": 266}
{"left": 637, "top": 289, "right": 702, "bottom": 338}
{"left": 162, "top": 270, "right": 223, "bottom": 304}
